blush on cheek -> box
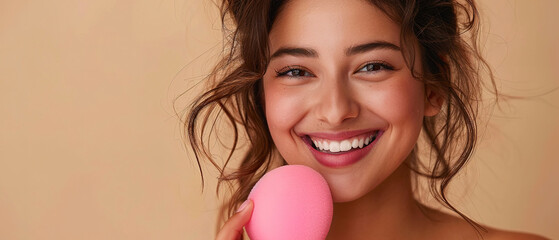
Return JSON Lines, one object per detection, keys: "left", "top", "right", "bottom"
{"left": 264, "top": 93, "right": 297, "bottom": 136}
{"left": 265, "top": 99, "right": 290, "bottom": 128}
{"left": 264, "top": 86, "right": 309, "bottom": 125}
{"left": 384, "top": 83, "right": 425, "bottom": 121}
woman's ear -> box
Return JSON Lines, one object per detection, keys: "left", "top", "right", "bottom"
{"left": 424, "top": 86, "right": 444, "bottom": 117}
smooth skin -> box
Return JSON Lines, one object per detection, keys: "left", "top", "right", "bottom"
{"left": 215, "top": 0, "right": 548, "bottom": 239}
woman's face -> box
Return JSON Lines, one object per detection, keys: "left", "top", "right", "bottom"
{"left": 263, "top": 0, "right": 441, "bottom": 202}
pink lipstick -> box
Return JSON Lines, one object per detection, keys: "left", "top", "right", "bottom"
{"left": 303, "top": 130, "right": 383, "bottom": 168}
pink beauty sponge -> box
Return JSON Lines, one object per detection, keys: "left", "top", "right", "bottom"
{"left": 246, "top": 165, "right": 333, "bottom": 240}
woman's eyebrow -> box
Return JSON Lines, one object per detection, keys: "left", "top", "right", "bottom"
{"left": 269, "top": 41, "right": 400, "bottom": 60}
{"left": 270, "top": 47, "right": 318, "bottom": 60}
{"left": 345, "top": 41, "right": 401, "bottom": 56}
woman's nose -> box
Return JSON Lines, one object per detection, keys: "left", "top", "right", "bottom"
{"left": 313, "top": 78, "right": 359, "bottom": 125}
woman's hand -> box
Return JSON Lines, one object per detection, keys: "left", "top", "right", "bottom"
{"left": 215, "top": 200, "right": 253, "bottom": 240}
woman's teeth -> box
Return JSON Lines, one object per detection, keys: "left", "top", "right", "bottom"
{"left": 311, "top": 132, "right": 378, "bottom": 153}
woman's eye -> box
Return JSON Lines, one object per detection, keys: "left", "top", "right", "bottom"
{"left": 276, "top": 67, "right": 314, "bottom": 78}
{"left": 356, "top": 62, "right": 394, "bottom": 73}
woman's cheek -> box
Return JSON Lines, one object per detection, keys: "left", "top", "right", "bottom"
{"left": 374, "top": 81, "right": 425, "bottom": 123}
{"left": 264, "top": 85, "right": 306, "bottom": 134}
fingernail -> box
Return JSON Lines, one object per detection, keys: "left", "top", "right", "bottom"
{"left": 236, "top": 200, "right": 249, "bottom": 213}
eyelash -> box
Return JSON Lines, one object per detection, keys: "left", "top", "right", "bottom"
{"left": 355, "top": 61, "right": 394, "bottom": 73}
{"left": 274, "top": 61, "right": 395, "bottom": 78}
{"left": 275, "top": 65, "right": 314, "bottom": 78}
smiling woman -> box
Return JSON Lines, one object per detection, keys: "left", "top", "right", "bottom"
{"left": 185, "top": 0, "right": 550, "bottom": 239}
{"left": 0, "top": 0, "right": 557, "bottom": 239}
{"left": 263, "top": 1, "right": 435, "bottom": 206}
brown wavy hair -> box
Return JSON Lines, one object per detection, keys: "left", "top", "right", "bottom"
{"left": 184, "top": 0, "right": 496, "bottom": 237}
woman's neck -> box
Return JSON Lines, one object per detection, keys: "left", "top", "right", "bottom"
{"left": 326, "top": 163, "right": 431, "bottom": 239}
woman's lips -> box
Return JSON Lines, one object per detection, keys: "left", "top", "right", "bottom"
{"left": 302, "top": 130, "right": 384, "bottom": 168}
{"left": 309, "top": 131, "right": 379, "bottom": 153}
{"left": 303, "top": 129, "right": 376, "bottom": 141}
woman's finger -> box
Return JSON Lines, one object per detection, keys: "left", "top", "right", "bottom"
{"left": 215, "top": 200, "right": 253, "bottom": 240}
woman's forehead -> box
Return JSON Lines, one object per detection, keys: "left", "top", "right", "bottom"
{"left": 268, "top": 0, "right": 401, "bottom": 54}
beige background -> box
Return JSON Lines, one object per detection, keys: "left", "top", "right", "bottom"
{"left": 0, "top": 0, "right": 557, "bottom": 239}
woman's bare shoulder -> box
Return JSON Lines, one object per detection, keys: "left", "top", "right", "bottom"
{"left": 418, "top": 206, "right": 548, "bottom": 240}
{"left": 422, "top": 208, "right": 548, "bottom": 240}
{"left": 483, "top": 227, "right": 549, "bottom": 240}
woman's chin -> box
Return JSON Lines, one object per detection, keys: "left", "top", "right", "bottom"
{"left": 329, "top": 185, "right": 369, "bottom": 203}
